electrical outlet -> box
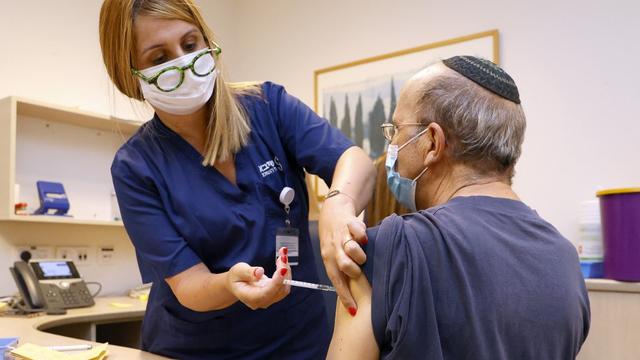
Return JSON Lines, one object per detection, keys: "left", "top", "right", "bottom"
{"left": 14, "top": 245, "right": 55, "bottom": 261}
{"left": 97, "top": 246, "right": 115, "bottom": 265}
{"left": 56, "top": 246, "right": 93, "bottom": 265}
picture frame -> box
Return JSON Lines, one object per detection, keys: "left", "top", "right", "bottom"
{"left": 310, "top": 29, "right": 499, "bottom": 200}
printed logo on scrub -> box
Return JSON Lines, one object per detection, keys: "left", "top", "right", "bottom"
{"left": 258, "top": 157, "right": 283, "bottom": 178}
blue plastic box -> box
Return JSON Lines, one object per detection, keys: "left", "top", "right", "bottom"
{"left": 580, "top": 260, "right": 604, "bottom": 279}
{"left": 0, "top": 337, "right": 19, "bottom": 360}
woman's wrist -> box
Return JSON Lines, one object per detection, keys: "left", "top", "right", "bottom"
{"left": 222, "top": 269, "right": 235, "bottom": 297}
{"left": 322, "top": 196, "right": 356, "bottom": 215}
{"left": 217, "top": 270, "right": 240, "bottom": 309}
{"left": 323, "top": 189, "right": 357, "bottom": 213}
{"left": 325, "top": 189, "right": 356, "bottom": 203}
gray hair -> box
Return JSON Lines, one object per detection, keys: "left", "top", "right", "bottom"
{"left": 416, "top": 67, "right": 526, "bottom": 179}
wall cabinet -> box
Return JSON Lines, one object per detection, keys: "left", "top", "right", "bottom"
{"left": 578, "top": 279, "right": 640, "bottom": 360}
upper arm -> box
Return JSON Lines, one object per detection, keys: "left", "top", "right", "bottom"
{"left": 111, "top": 151, "right": 201, "bottom": 283}
{"left": 327, "top": 274, "right": 379, "bottom": 360}
{"left": 267, "top": 82, "right": 354, "bottom": 185}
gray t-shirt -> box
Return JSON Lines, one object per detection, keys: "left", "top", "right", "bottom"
{"left": 363, "top": 196, "right": 590, "bottom": 359}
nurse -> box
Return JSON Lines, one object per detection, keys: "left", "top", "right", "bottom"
{"left": 98, "top": 0, "right": 375, "bottom": 359}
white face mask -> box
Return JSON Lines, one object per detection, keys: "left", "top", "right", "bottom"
{"left": 136, "top": 48, "right": 217, "bottom": 116}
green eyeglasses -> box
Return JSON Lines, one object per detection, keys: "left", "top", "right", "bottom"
{"left": 131, "top": 46, "right": 222, "bottom": 92}
{"left": 380, "top": 122, "right": 426, "bottom": 141}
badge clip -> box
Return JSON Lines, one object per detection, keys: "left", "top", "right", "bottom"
{"left": 279, "top": 187, "right": 295, "bottom": 227}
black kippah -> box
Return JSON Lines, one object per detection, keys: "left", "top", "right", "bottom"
{"left": 442, "top": 56, "right": 521, "bottom": 104}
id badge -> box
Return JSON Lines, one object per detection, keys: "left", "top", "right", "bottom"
{"left": 276, "top": 227, "right": 299, "bottom": 266}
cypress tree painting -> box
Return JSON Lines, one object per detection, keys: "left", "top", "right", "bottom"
{"left": 328, "top": 97, "right": 338, "bottom": 128}
{"left": 368, "top": 95, "right": 386, "bottom": 159}
{"left": 340, "top": 94, "right": 352, "bottom": 138}
{"left": 388, "top": 78, "right": 397, "bottom": 124}
{"left": 321, "top": 75, "right": 411, "bottom": 160}
{"left": 354, "top": 95, "right": 364, "bottom": 148}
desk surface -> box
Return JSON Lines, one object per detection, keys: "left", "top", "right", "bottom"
{"left": 0, "top": 297, "right": 167, "bottom": 359}
{"left": 585, "top": 278, "right": 640, "bottom": 293}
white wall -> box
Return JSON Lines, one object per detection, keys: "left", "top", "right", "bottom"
{"left": 0, "top": 0, "right": 141, "bottom": 121}
{"left": 213, "top": 0, "right": 640, "bottom": 244}
{"left": 0, "top": 0, "right": 237, "bottom": 296}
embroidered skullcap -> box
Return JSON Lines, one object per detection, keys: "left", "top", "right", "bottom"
{"left": 442, "top": 56, "right": 520, "bottom": 104}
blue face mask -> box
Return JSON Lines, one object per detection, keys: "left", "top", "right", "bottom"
{"left": 385, "top": 129, "right": 429, "bottom": 212}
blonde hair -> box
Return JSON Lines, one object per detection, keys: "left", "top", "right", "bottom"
{"left": 99, "top": 0, "right": 257, "bottom": 165}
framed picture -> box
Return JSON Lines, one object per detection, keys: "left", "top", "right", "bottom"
{"left": 311, "top": 29, "right": 499, "bottom": 200}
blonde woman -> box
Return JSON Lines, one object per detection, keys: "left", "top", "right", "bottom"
{"left": 99, "top": 0, "right": 375, "bottom": 358}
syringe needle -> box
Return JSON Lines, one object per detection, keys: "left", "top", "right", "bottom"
{"left": 283, "top": 279, "right": 336, "bottom": 292}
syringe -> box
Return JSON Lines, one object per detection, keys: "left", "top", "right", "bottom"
{"left": 283, "top": 279, "right": 336, "bottom": 292}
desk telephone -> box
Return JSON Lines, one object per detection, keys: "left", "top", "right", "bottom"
{"left": 10, "top": 260, "right": 95, "bottom": 311}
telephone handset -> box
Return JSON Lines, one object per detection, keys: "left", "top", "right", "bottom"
{"left": 11, "top": 261, "right": 45, "bottom": 308}
{"left": 9, "top": 260, "right": 95, "bottom": 311}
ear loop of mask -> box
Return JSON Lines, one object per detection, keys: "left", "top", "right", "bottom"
{"left": 394, "top": 127, "right": 430, "bottom": 173}
{"left": 397, "top": 127, "right": 429, "bottom": 152}
{"left": 397, "top": 127, "right": 430, "bottom": 192}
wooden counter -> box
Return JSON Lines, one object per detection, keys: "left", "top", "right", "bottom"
{"left": 0, "top": 297, "right": 168, "bottom": 359}
{"left": 578, "top": 279, "right": 640, "bottom": 360}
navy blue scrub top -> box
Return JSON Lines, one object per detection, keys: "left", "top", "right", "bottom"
{"left": 363, "top": 196, "right": 590, "bottom": 359}
{"left": 111, "top": 82, "right": 353, "bottom": 359}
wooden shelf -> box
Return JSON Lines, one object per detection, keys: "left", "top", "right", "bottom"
{"left": 1, "top": 215, "right": 124, "bottom": 227}
{"left": 15, "top": 97, "right": 140, "bottom": 135}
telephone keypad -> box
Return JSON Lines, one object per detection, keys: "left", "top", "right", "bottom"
{"left": 43, "top": 282, "right": 95, "bottom": 309}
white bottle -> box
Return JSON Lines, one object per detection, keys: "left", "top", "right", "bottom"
{"left": 578, "top": 199, "right": 603, "bottom": 262}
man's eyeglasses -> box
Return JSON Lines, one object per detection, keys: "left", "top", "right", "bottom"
{"left": 131, "top": 46, "right": 222, "bottom": 92}
{"left": 380, "top": 122, "right": 427, "bottom": 141}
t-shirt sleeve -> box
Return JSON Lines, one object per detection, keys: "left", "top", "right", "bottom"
{"left": 265, "top": 82, "right": 354, "bottom": 186}
{"left": 365, "top": 214, "right": 444, "bottom": 359}
{"left": 111, "top": 149, "right": 202, "bottom": 283}
{"left": 362, "top": 226, "right": 379, "bottom": 283}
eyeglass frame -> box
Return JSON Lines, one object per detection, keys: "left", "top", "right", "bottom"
{"left": 131, "top": 46, "right": 222, "bottom": 93}
{"left": 380, "top": 122, "right": 427, "bottom": 141}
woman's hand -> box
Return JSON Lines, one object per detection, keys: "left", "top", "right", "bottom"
{"left": 319, "top": 196, "right": 368, "bottom": 316}
{"left": 225, "top": 247, "right": 292, "bottom": 310}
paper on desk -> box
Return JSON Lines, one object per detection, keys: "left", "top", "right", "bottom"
{"left": 109, "top": 302, "right": 134, "bottom": 308}
{"left": 10, "top": 342, "right": 108, "bottom": 360}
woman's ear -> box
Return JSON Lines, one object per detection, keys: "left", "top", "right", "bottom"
{"left": 423, "top": 122, "right": 446, "bottom": 167}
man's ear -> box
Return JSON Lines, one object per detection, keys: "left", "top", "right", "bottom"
{"left": 423, "top": 122, "right": 446, "bottom": 167}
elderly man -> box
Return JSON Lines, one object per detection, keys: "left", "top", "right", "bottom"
{"left": 327, "top": 56, "right": 590, "bottom": 359}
